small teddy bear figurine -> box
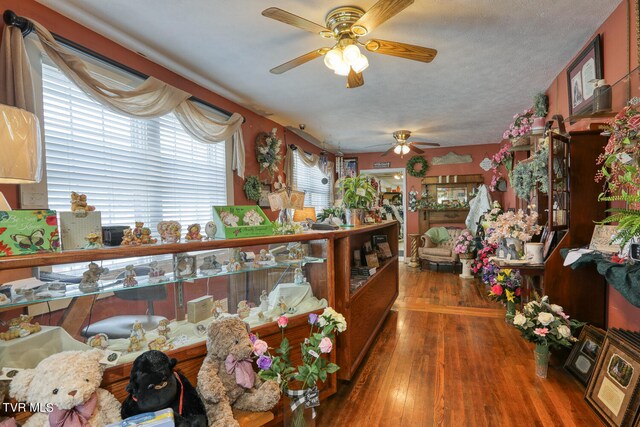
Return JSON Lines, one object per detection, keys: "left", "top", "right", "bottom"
{"left": 9, "top": 350, "right": 121, "bottom": 426}
{"left": 123, "top": 265, "right": 138, "bottom": 287}
{"left": 128, "top": 334, "right": 142, "bottom": 353}
{"left": 157, "top": 319, "right": 171, "bottom": 339}
{"left": 79, "top": 262, "right": 108, "bottom": 292}
{"left": 237, "top": 300, "right": 251, "bottom": 319}
{"left": 139, "top": 227, "right": 158, "bottom": 245}
{"left": 185, "top": 223, "right": 203, "bottom": 241}
{"left": 131, "top": 320, "right": 146, "bottom": 341}
{"left": 70, "top": 191, "right": 95, "bottom": 212}
{"left": 121, "top": 228, "right": 140, "bottom": 246}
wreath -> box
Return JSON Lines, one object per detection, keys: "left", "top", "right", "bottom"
{"left": 243, "top": 175, "right": 262, "bottom": 201}
{"left": 406, "top": 155, "right": 429, "bottom": 178}
{"left": 255, "top": 129, "right": 282, "bottom": 178}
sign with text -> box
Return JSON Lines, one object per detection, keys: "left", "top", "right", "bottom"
{"left": 373, "top": 162, "right": 391, "bottom": 169}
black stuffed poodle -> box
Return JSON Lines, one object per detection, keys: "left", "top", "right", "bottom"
{"left": 122, "top": 350, "right": 208, "bottom": 427}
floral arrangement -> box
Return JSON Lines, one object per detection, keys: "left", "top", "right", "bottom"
{"left": 487, "top": 268, "right": 522, "bottom": 305}
{"left": 484, "top": 201, "right": 503, "bottom": 222}
{"left": 471, "top": 240, "right": 497, "bottom": 277}
{"left": 256, "top": 128, "right": 283, "bottom": 177}
{"left": 487, "top": 209, "right": 541, "bottom": 244}
{"left": 503, "top": 108, "right": 534, "bottom": 141}
{"left": 453, "top": 230, "right": 475, "bottom": 255}
{"left": 272, "top": 221, "right": 304, "bottom": 235}
{"left": 255, "top": 309, "right": 346, "bottom": 423}
{"left": 512, "top": 295, "right": 583, "bottom": 350}
{"left": 489, "top": 143, "right": 513, "bottom": 191}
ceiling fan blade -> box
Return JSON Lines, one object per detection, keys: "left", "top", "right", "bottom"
{"left": 262, "top": 7, "right": 330, "bottom": 36}
{"left": 408, "top": 144, "right": 425, "bottom": 154}
{"left": 353, "top": 0, "right": 414, "bottom": 35}
{"left": 381, "top": 146, "right": 395, "bottom": 157}
{"left": 365, "top": 39, "right": 437, "bottom": 63}
{"left": 411, "top": 141, "right": 441, "bottom": 147}
{"left": 346, "top": 68, "right": 364, "bottom": 88}
{"left": 270, "top": 48, "right": 328, "bottom": 74}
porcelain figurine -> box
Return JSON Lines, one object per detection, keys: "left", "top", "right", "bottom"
{"left": 70, "top": 191, "right": 95, "bottom": 212}
{"left": 157, "top": 221, "right": 182, "bottom": 243}
{"left": 121, "top": 228, "right": 140, "bottom": 246}
{"left": 185, "top": 223, "right": 203, "bottom": 241}
{"left": 0, "top": 315, "right": 41, "bottom": 341}
{"left": 288, "top": 244, "right": 304, "bottom": 261}
{"left": 131, "top": 320, "right": 146, "bottom": 341}
{"left": 259, "top": 290, "right": 269, "bottom": 312}
{"left": 200, "top": 255, "right": 222, "bottom": 275}
{"left": 294, "top": 267, "right": 306, "bottom": 285}
{"left": 220, "top": 210, "right": 239, "bottom": 227}
{"left": 277, "top": 297, "right": 288, "bottom": 315}
{"left": 226, "top": 261, "right": 242, "bottom": 272}
{"left": 148, "top": 336, "right": 174, "bottom": 352}
{"left": 127, "top": 334, "right": 142, "bottom": 353}
{"left": 123, "top": 265, "right": 138, "bottom": 287}
{"left": 157, "top": 319, "right": 171, "bottom": 339}
{"left": 133, "top": 221, "right": 144, "bottom": 239}
{"left": 148, "top": 261, "right": 166, "bottom": 283}
{"left": 243, "top": 209, "right": 264, "bottom": 226}
{"left": 237, "top": 300, "right": 251, "bottom": 319}
{"left": 175, "top": 255, "right": 196, "bottom": 278}
{"left": 258, "top": 249, "right": 271, "bottom": 262}
{"left": 211, "top": 299, "right": 224, "bottom": 319}
{"left": 79, "top": 262, "right": 108, "bottom": 292}
{"left": 87, "top": 333, "right": 109, "bottom": 349}
{"left": 204, "top": 221, "right": 217, "bottom": 240}
{"left": 139, "top": 227, "right": 157, "bottom": 245}
{"left": 83, "top": 232, "right": 103, "bottom": 249}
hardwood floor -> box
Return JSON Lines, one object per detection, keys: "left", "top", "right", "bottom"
{"left": 317, "top": 264, "right": 603, "bottom": 427}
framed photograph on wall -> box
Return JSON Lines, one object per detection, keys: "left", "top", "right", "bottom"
{"left": 565, "top": 325, "right": 606, "bottom": 386}
{"left": 258, "top": 183, "right": 271, "bottom": 208}
{"left": 344, "top": 158, "right": 358, "bottom": 177}
{"left": 585, "top": 331, "right": 640, "bottom": 427}
{"left": 567, "top": 34, "right": 603, "bottom": 117}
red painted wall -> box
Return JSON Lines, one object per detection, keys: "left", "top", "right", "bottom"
{"left": 0, "top": 0, "right": 330, "bottom": 217}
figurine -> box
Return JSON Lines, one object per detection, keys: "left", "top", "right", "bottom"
{"left": 200, "top": 255, "right": 222, "bottom": 274}
{"left": 131, "top": 320, "right": 146, "bottom": 341}
{"left": 87, "top": 333, "right": 109, "bottom": 349}
{"left": 294, "top": 267, "right": 306, "bottom": 285}
{"left": 79, "top": 262, "right": 108, "bottom": 292}
{"left": 121, "top": 228, "right": 140, "bottom": 246}
{"left": 83, "top": 232, "right": 103, "bottom": 249}
{"left": 70, "top": 191, "right": 95, "bottom": 212}
{"left": 258, "top": 249, "right": 271, "bottom": 262}
{"left": 0, "top": 315, "right": 41, "bottom": 341}
{"left": 175, "top": 255, "right": 196, "bottom": 278}
{"left": 133, "top": 221, "right": 144, "bottom": 239}
{"left": 225, "top": 260, "right": 242, "bottom": 272}
{"left": 211, "top": 300, "right": 225, "bottom": 319}
{"left": 185, "top": 223, "right": 203, "bottom": 241}
{"left": 259, "top": 290, "right": 269, "bottom": 312}
{"left": 0, "top": 293, "right": 9, "bottom": 305}
{"left": 123, "top": 265, "right": 138, "bottom": 287}
{"left": 157, "top": 221, "right": 181, "bottom": 243}
{"left": 204, "top": 221, "right": 217, "bottom": 240}
{"left": 128, "top": 334, "right": 142, "bottom": 353}
{"left": 237, "top": 300, "right": 251, "bottom": 319}
{"left": 220, "top": 210, "right": 239, "bottom": 227}
{"left": 277, "top": 297, "right": 288, "bottom": 315}
{"left": 139, "top": 227, "right": 157, "bottom": 245}
{"left": 243, "top": 209, "right": 264, "bottom": 226}
{"left": 148, "top": 336, "right": 174, "bottom": 352}
{"left": 157, "top": 319, "right": 171, "bottom": 339}
{"left": 257, "top": 311, "right": 265, "bottom": 321}
{"left": 148, "top": 261, "right": 166, "bottom": 283}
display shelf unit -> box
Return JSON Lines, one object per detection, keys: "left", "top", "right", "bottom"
{"left": 334, "top": 222, "right": 400, "bottom": 380}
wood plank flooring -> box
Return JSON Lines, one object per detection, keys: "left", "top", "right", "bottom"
{"left": 317, "top": 264, "right": 603, "bottom": 426}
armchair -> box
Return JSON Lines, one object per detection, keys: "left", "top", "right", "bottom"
{"left": 418, "top": 227, "right": 469, "bottom": 271}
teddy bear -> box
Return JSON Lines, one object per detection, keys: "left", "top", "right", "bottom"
{"left": 9, "top": 349, "right": 121, "bottom": 427}
{"left": 121, "top": 350, "right": 207, "bottom": 427}
{"left": 70, "top": 191, "right": 95, "bottom": 212}
{"left": 197, "top": 317, "right": 280, "bottom": 427}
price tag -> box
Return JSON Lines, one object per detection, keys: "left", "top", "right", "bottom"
{"left": 99, "top": 350, "right": 122, "bottom": 366}
{"left": 308, "top": 349, "right": 319, "bottom": 358}
{"left": 304, "top": 386, "right": 320, "bottom": 408}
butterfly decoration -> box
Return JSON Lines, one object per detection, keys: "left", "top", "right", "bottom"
{"left": 10, "top": 229, "right": 46, "bottom": 250}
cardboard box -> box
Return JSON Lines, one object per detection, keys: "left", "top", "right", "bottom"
{"left": 0, "top": 210, "right": 60, "bottom": 257}
{"left": 212, "top": 206, "right": 272, "bottom": 239}
{"left": 59, "top": 211, "right": 102, "bottom": 250}
{"left": 187, "top": 296, "right": 213, "bottom": 324}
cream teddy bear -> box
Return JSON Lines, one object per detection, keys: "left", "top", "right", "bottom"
{"left": 9, "top": 350, "right": 121, "bottom": 427}
{"left": 197, "top": 317, "right": 280, "bottom": 427}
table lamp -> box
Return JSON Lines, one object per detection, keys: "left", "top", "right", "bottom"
{"left": 293, "top": 206, "right": 317, "bottom": 222}
{"left": 0, "top": 104, "right": 41, "bottom": 210}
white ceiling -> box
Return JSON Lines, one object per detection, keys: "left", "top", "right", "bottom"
{"left": 36, "top": 0, "right": 621, "bottom": 152}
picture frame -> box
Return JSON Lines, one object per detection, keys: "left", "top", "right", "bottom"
{"left": 344, "top": 158, "right": 358, "bottom": 177}
{"left": 543, "top": 230, "right": 556, "bottom": 259}
{"left": 585, "top": 331, "right": 640, "bottom": 427}
{"left": 258, "top": 183, "right": 271, "bottom": 208}
{"left": 590, "top": 224, "right": 621, "bottom": 254}
{"left": 567, "top": 34, "right": 603, "bottom": 117}
{"left": 565, "top": 325, "right": 606, "bottom": 385}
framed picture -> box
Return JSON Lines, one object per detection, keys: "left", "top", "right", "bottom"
{"left": 590, "top": 224, "right": 621, "bottom": 254}
{"left": 344, "top": 158, "right": 358, "bottom": 177}
{"left": 543, "top": 230, "right": 556, "bottom": 259}
{"left": 567, "top": 34, "right": 603, "bottom": 117}
{"left": 565, "top": 325, "right": 606, "bottom": 385}
{"left": 585, "top": 331, "right": 640, "bottom": 427}
{"left": 258, "top": 183, "right": 271, "bottom": 208}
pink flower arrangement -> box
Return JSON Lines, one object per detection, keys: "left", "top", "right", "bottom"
{"left": 488, "top": 143, "right": 512, "bottom": 191}
{"left": 453, "top": 230, "right": 475, "bottom": 254}
{"left": 503, "top": 109, "right": 534, "bottom": 140}
{"left": 487, "top": 208, "right": 541, "bottom": 244}
{"left": 533, "top": 327, "right": 549, "bottom": 337}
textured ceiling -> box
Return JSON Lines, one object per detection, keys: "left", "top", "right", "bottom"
{"left": 36, "top": 0, "right": 621, "bottom": 152}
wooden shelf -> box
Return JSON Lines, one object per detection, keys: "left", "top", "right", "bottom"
{"left": 350, "top": 255, "right": 399, "bottom": 299}
{"left": 509, "top": 144, "right": 533, "bottom": 152}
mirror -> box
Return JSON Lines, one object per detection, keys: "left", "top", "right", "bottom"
{"left": 436, "top": 186, "right": 468, "bottom": 204}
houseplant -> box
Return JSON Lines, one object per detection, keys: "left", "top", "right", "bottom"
{"left": 509, "top": 146, "right": 549, "bottom": 201}
{"left": 338, "top": 174, "right": 376, "bottom": 226}
{"left": 512, "top": 295, "right": 583, "bottom": 378}
{"left": 255, "top": 309, "right": 347, "bottom": 427}
{"left": 532, "top": 92, "right": 548, "bottom": 132}
{"left": 503, "top": 108, "right": 534, "bottom": 145}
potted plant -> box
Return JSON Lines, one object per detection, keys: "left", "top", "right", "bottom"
{"left": 503, "top": 109, "right": 534, "bottom": 145}
{"left": 453, "top": 230, "right": 475, "bottom": 259}
{"left": 532, "top": 92, "right": 548, "bottom": 133}
{"left": 338, "top": 174, "right": 376, "bottom": 226}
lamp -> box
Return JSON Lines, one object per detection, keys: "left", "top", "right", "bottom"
{"left": 393, "top": 144, "right": 410, "bottom": 155}
{"left": 0, "top": 104, "right": 42, "bottom": 210}
{"left": 323, "top": 44, "right": 369, "bottom": 77}
{"left": 293, "top": 206, "right": 317, "bottom": 222}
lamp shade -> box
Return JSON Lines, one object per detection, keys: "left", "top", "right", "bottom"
{"left": 0, "top": 104, "right": 41, "bottom": 183}
{"left": 293, "top": 206, "right": 317, "bottom": 222}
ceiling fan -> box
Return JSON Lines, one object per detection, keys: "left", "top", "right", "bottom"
{"left": 378, "top": 130, "right": 440, "bottom": 157}
{"left": 262, "top": 0, "right": 438, "bottom": 88}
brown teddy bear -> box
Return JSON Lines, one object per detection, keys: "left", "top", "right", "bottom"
{"left": 197, "top": 317, "right": 280, "bottom": 427}
{"left": 70, "top": 191, "right": 95, "bottom": 212}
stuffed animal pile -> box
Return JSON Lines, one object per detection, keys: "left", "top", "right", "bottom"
{"left": 197, "top": 317, "right": 280, "bottom": 427}
{"left": 9, "top": 350, "right": 121, "bottom": 426}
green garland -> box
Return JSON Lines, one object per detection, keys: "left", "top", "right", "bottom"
{"left": 243, "top": 176, "right": 262, "bottom": 201}
{"left": 406, "top": 156, "right": 429, "bottom": 178}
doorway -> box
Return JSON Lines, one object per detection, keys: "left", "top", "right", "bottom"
{"left": 360, "top": 168, "right": 406, "bottom": 259}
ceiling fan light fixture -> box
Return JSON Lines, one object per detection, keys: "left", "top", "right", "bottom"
{"left": 401, "top": 145, "right": 410, "bottom": 155}
{"left": 342, "top": 44, "right": 361, "bottom": 65}
{"left": 323, "top": 48, "right": 342, "bottom": 70}
{"left": 351, "top": 54, "right": 369, "bottom": 73}
{"left": 393, "top": 145, "right": 402, "bottom": 155}
{"left": 333, "top": 60, "right": 350, "bottom": 76}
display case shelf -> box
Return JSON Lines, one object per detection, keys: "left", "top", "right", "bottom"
{"left": 349, "top": 255, "right": 398, "bottom": 297}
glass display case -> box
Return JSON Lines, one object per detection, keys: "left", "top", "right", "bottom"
{"left": 0, "top": 238, "right": 329, "bottom": 369}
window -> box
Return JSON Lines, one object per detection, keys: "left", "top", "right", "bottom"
{"left": 41, "top": 58, "right": 228, "bottom": 234}
{"left": 292, "top": 153, "right": 330, "bottom": 212}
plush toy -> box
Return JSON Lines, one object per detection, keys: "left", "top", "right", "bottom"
{"left": 197, "top": 317, "right": 280, "bottom": 427}
{"left": 9, "top": 349, "right": 121, "bottom": 427}
{"left": 121, "top": 350, "right": 207, "bottom": 427}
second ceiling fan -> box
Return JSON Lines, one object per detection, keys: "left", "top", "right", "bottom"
{"left": 377, "top": 130, "right": 440, "bottom": 157}
{"left": 262, "top": 0, "right": 438, "bottom": 88}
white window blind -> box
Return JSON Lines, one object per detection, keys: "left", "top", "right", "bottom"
{"left": 41, "top": 61, "right": 228, "bottom": 233}
{"left": 292, "top": 153, "right": 330, "bottom": 212}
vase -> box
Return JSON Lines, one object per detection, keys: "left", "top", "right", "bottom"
{"left": 344, "top": 208, "right": 362, "bottom": 227}
{"left": 284, "top": 395, "right": 316, "bottom": 427}
{"left": 531, "top": 117, "right": 546, "bottom": 134}
{"left": 278, "top": 208, "right": 292, "bottom": 225}
{"left": 524, "top": 242, "right": 544, "bottom": 264}
{"left": 505, "top": 300, "right": 516, "bottom": 323}
{"left": 534, "top": 344, "right": 551, "bottom": 378}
